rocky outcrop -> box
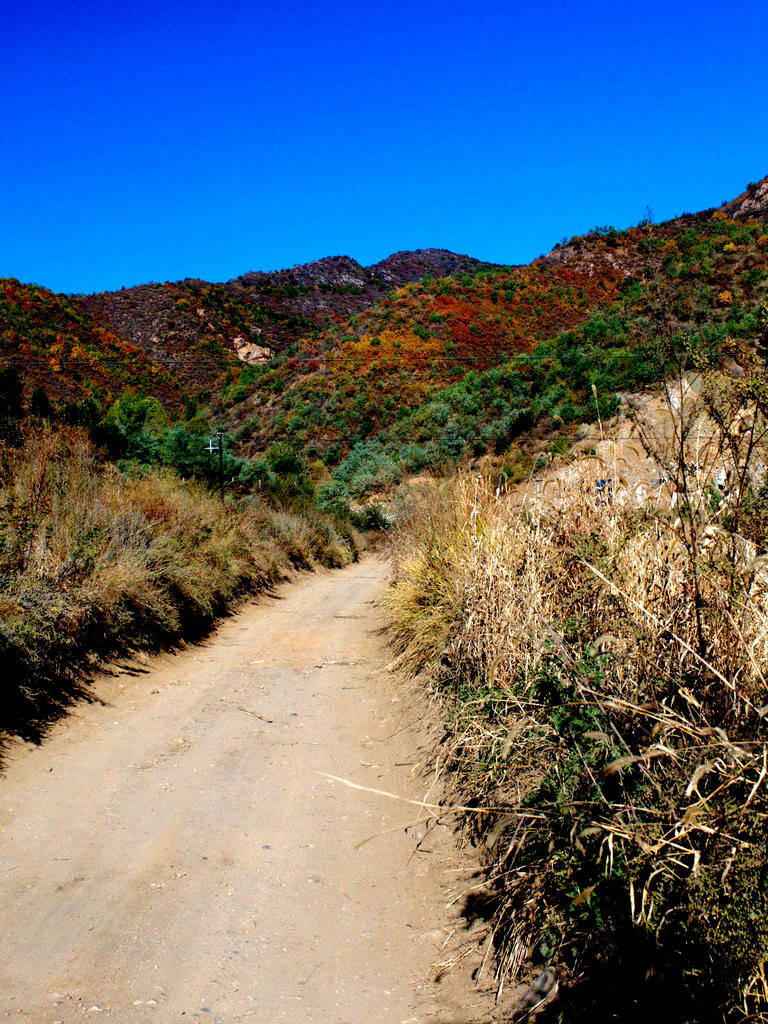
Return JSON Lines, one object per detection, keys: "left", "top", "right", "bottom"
{"left": 718, "top": 175, "right": 768, "bottom": 220}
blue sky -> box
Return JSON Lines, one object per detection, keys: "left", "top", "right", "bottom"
{"left": 2, "top": 0, "right": 766, "bottom": 293}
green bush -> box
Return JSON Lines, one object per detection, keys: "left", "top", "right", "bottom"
{"left": 265, "top": 441, "right": 304, "bottom": 476}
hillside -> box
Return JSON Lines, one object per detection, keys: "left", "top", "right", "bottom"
{"left": 226, "top": 260, "right": 626, "bottom": 452}
{"left": 218, "top": 176, "right": 768, "bottom": 502}
{"left": 0, "top": 279, "right": 187, "bottom": 418}
{"left": 74, "top": 249, "right": 489, "bottom": 395}
{"left": 3, "top": 176, "right": 768, "bottom": 495}
{"left": 0, "top": 250, "right": 487, "bottom": 428}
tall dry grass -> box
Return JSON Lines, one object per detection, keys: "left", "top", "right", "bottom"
{"left": 387, "top": 374, "right": 768, "bottom": 1022}
{"left": 0, "top": 424, "right": 357, "bottom": 738}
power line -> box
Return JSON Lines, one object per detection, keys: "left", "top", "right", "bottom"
{"left": 0, "top": 350, "right": 641, "bottom": 367}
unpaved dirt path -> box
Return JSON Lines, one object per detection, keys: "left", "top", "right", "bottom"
{"left": 0, "top": 557, "right": 490, "bottom": 1024}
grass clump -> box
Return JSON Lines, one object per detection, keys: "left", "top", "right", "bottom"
{"left": 386, "top": 368, "right": 768, "bottom": 1022}
{"left": 0, "top": 424, "right": 357, "bottom": 740}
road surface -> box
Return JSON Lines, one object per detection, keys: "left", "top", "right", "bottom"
{"left": 0, "top": 557, "right": 491, "bottom": 1024}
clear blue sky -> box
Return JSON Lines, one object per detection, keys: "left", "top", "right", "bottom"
{"left": 2, "top": 0, "right": 766, "bottom": 294}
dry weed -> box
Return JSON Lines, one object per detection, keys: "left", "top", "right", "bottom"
{"left": 0, "top": 423, "right": 357, "bottom": 736}
{"left": 387, "top": 372, "right": 768, "bottom": 1021}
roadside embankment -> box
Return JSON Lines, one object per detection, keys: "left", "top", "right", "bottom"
{"left": 0, "top": 424, "right": 357, "bottom": 741}
{"left": 386, "top": 435, "right": 768, "bottom": 1022}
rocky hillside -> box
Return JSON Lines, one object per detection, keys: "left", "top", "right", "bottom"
{"left": 3, "top": 174, "right": 767, "bottom": 481}
{"left": 231, "top": 248, "right": 490, "bottom": 306}
{"left": 0, "top": 279, "right": 186, "bottom": 416}
{"left": 75, "top": 249, "right": 490, "bottom": 391}
{"left": 718, "top": 176, "right": 768, "bottom": 220}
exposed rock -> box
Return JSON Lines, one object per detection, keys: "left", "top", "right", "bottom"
{"left": 233, "top": 339, "right": 272, "bottom": 364}
{"left": 718, "top": 175, "right": 768, "bottom": 220}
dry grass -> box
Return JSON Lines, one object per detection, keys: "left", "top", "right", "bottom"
{"left": 387, "top": 372, "right": 768, "bottom": 1022}
{"left": 0, "top": 424, "right": 357, "bottom": 739}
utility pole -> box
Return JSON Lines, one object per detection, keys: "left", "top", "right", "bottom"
{"left": 217, "top": 429, "right": 224, "bottom": 501}
{"left": 204, "top": 430, "right": 225, "bottom": 501}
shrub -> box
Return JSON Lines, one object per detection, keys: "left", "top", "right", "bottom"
{"left": 265, "top": 441, "right": 304, "bottom": 476}
{"left": 350, "top": 502, "right": 390, "bottom": 531}
{"left": 316, "top": 479, "right": 351, "bottom": 517}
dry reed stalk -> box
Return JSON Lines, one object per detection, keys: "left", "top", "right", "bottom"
{"left": 387, "top": 377, "right": 768, "bottom": 1021}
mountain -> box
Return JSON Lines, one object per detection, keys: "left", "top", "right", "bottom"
{"left": 232, "top": 248, "right": 490, "bottom": 300}
{"left": 232, "top": 173, "right": 768, "bottom": 495}
{"left": 0, "top": 249, "right": 489, "bottom": 418}
{"left": 2, "top": 174, "right": 767, "bottom": 487}
{"left": 73, "top": 250, "right": 490, "bottom": 392}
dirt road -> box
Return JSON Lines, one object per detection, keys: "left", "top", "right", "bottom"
{"left": 0, "top": 557, "right": 489, "bottom": 1024}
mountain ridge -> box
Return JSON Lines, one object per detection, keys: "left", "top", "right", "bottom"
{"left": 2, "top": 173, "right": 768, "bottom": 466}
{"left": 67, "top": 248, "right": 491, "bottom": 397}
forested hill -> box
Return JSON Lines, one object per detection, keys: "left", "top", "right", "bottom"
{"left": 0, "top": 249, "right": 490, "bottom": 417}
{"left": 220, "top": 173, "right": 768, "bottom": 500}
{"left": 2, "top": 174, "right": 768, "bottom": 500}
{"left": 74, "top": 249, "right": 491, "bottom": 386}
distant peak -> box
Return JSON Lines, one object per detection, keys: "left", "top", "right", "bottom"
{"left": 230, "top": 249, "right": 492, "bottom": 290}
